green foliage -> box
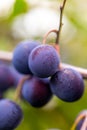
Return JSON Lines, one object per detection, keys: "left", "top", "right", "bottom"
{"left": 9, "top": 0, "right": 29, "bottom": 21}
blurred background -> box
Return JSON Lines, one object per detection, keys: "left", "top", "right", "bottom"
{"left": 0, "top": 0, "right": 87, "bottom": 130}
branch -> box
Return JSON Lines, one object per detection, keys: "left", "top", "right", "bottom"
{"left": 56, "top": 0, "right": 67, "bottom": 44}
{"left": 60, "top": 63, "right": 87, "bottom": 79}
{"left": 0, "top": 51, "right": 13, "bottom": 62}
{"left": 0, "top": 50, "right": 87, "bottom": 79}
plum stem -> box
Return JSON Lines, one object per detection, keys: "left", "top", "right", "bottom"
{"left": 43, "top": 29, "right": 58, "bottom": 44}
{"left": 56, "top": 0, "right": 67, "bottom": 44}
{"left": 43, "top": 29, "right": 60, "bottom": 53}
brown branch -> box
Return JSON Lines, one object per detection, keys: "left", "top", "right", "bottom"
{"left": 56, "top": 0, "right": 67, "bottom": 44}
{"left": 0, "top": 50, "right": 87, "bottom": 79}
{"left": 0, "top": 50, "right": 13, "bottom": 62}
{"left": 60, "top": 63, "right": 87, "bottom": 79}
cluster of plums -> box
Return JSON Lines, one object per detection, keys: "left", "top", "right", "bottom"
{"left": 0, "top": 40, "right": 85, "bottom": 129}
{"left": 13, "top": 40, "right": 84, "bottom": 104}
{"left": 0, "top": 62, "right": 23, "bottom": 130}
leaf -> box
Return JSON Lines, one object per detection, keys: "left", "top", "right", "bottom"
{"left": 9, "top": 0, "right": 29, "bottom": 21}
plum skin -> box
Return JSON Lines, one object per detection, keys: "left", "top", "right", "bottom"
{"left": 76, "top": 118, "right": 86, "bottom": 130}
{"left": 13, "top": 40, "right": 40, "bottom": 74}
{"left": 0, "top": 64, "right": 14, "bottom": 92}
{"left": 50, "top": 68, "right": 84, "bottom": 102}
{"left": 22, "top": 76, "right": 52, "bottom": 107}
{"left": 9, "top": 65, "right": 24, "bottom": 87}
{"left": 0, "top": 99, "right": 23, "bottom": 130}
{"left": 75, "top": 110, "right": 87, "bottom": 130}
{"left": 29, "top": 44, "right": 60, "bottom": 78}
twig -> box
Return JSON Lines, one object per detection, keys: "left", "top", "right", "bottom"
{"left": 60, "top": 63, "right": 87, "bottom": 79}
{"left": 0, "top": 51, "right": 13, "bottom": 62}
{"left": 0, "top": 50, "right": 87, "bottom": 79}
{"left": 43, "top": 29, "right": 58, "bottom": 44}
{"left": 43, "top": 29, "right": 60, "bottom": 53}
{"left": 56, "top": 0, "right": 67, "bottom": 44}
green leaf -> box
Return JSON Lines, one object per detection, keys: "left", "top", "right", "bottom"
{"left": 9, "top": 0, "right": 28, "bottom": 21}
